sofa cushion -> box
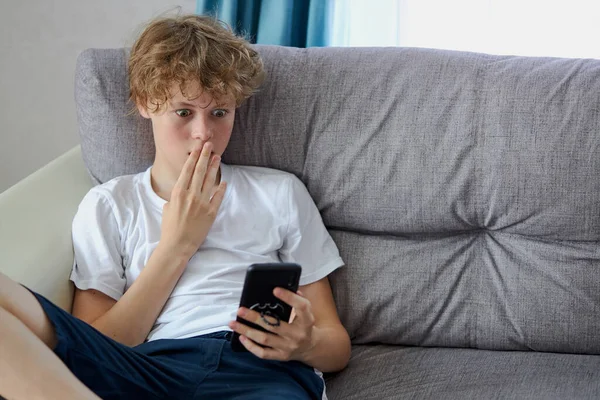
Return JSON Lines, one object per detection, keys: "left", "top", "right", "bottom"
{"left": 75, "top": 46, "right": 600, "bottom": 354}
{"left": 74, "top": 48, "right": 153, "bottom": 185}
{"left": 325, "top": 345, "right": 600, "bottom": 399}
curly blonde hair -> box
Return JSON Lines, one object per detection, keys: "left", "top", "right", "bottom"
{"left": 128, "top": 14, "right": 265, "bottom": 112}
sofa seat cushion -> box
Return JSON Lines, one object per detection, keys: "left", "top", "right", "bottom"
{"left": 325, "top": 345, "right": 600, "bottom": 399}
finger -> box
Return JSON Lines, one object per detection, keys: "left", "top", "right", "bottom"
{"left": 273, "top": 288, "right": 308, "bottom": 309}
{"left": 237, "top": 335, "right": 286, "bottom": 361}
{"left": 229, "top": 321, "right": 290, "bottom": 361}
{"left": 289, "top": 308, "right": 296, "bottom": 324}
{"left": 230, "top": 319, "right": 287, "bottom": 348}
{"left": 274, "top": 288, "right": 312, "bottom": 324}
{"left": 241, "top": 327, "right": 288, "bottom": 353}
{"left": 290, "top": 290, "right": 303, "bottom": 322}
{"left": 208, "top": 182, "right": 227, "bottom": 215}
{"left": 189, "top": 142, "right": 213, "bottom": 193}
{"left": 235, "top": 307, "right": 292, "bottom": 336}
{"left": 208, "top": 180, "right": 227, "bottom": 203}
{"left": 200, "top": 156, "right": 221, "bottom": 201}
{"left": 174, "top": 149, "right": 200, "bottom": 191}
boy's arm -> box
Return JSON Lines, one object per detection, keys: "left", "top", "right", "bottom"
{"left": 292, "top": 277, "right": 351, "bottom": 372}
{"left": 72, "top": 247, "right": 189, "bottom": 346}
{"left": 72, "top": 144, "right": 226, "bottom": 347}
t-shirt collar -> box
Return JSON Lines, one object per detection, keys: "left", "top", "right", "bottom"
{"left": 143, "top": 163, "right": 232, "bottom": 211}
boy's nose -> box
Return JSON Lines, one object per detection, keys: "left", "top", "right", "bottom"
{"left": 191, "top": 130, "right": 212, "bottom": 140}
{"left": 191, "top": 123, "right": 213, "bottom": 140}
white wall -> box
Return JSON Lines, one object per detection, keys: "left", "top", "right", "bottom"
{"left": 0, "top": 0, "right": 196, "bottom": 193}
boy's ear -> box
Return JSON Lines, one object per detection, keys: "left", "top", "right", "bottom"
{"left": 137, "top": 103, "right": 150, "bottom": 119}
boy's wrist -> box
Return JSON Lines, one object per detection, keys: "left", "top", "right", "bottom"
{"left": 153, "top": 242, "right": 194, "bottom": 268}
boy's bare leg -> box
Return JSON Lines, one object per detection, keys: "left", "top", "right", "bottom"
{"left": 0, "top": 273, "right": 99, "bottom": 399}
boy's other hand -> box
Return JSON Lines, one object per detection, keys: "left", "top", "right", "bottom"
{"left": 228, "top": 289, "right": 317, "bottom": 363}
{"left": 158, "top": 142, "right": 227, "bottom": 260}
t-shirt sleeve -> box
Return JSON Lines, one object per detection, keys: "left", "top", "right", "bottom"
{"left": 69, "top": 188, "right": 126, "bottom": 301}
{"left": 279, "top": 175, "right": 344, "bottom": 286}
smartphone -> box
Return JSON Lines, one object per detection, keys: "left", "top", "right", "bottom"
{"left": 231, "top": 263, "right": 302, "bottom": 352}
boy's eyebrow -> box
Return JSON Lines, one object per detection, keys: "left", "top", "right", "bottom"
{"left": 171, "top": 101, "right": 201, "bottom": 108}
{"left": 170, "top": 101, "right": 233, "bottom": 109}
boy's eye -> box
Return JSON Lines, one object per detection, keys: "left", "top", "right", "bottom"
{"left": 175, "top": 109, "right": 191, "bottom": 117}
{"left": 212, "top": 109, "right": 228, "bottom": 118}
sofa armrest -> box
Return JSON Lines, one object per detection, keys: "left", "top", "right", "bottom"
{"left": 0, "top": 146, "right": 93, "bottom": 311}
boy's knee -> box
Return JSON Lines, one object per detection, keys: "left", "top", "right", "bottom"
{"left": 0, "top": 271, "right": 11, "bottom": 308}
{"left": 0, "top": 275, "right": 58, "bottom": 348}
{"left": 0, "top": 272, "right": 21, "bottom": 314}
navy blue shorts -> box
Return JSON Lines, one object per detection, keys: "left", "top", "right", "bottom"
{"left": 27, "top": 289, "right": 325, "bottom": 400}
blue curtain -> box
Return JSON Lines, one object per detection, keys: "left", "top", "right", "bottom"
{"left": 197, "top": 0, "right": 329, "bottom": 47}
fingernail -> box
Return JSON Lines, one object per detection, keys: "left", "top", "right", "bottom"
{"left": 238, "top": 308, "right": 247, "bottom": 317}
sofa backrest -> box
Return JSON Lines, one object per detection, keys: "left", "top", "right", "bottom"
{"left": 75, "top": 45, "right": 600, "bottom": 354}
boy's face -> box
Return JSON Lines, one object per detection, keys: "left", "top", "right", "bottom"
{"left": 138, "top": 81, "right": 236, "bottom": 180}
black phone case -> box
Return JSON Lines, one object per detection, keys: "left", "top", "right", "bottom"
{"left": 231, "top": 263, "right": 301, "bottom": 352}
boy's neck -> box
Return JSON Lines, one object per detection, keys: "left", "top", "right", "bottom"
{"left": 150, "top": 166, "right": 221, "bottom": 202}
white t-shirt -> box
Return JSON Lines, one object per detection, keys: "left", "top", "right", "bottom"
{"left": 70, "top": 163, "right": 344, "bottom": 342}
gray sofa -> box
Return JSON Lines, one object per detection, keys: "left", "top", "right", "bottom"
{"left": 2, "top": 44, "right": 600, "bottom": 399}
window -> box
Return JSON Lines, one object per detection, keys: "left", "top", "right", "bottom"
{"left": 329, "top": 0, "right": 600, "bottom": 59}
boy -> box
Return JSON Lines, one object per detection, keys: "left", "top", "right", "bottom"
{"left": 0, "top": 14, "right": 350, "bottom": 400}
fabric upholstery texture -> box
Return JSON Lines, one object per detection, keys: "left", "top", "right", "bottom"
{"left": 324, "top": 345, "right": 600, "bottom": 399}
{"left": 75, "top": 45, "right": 600, "bottom": 397}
